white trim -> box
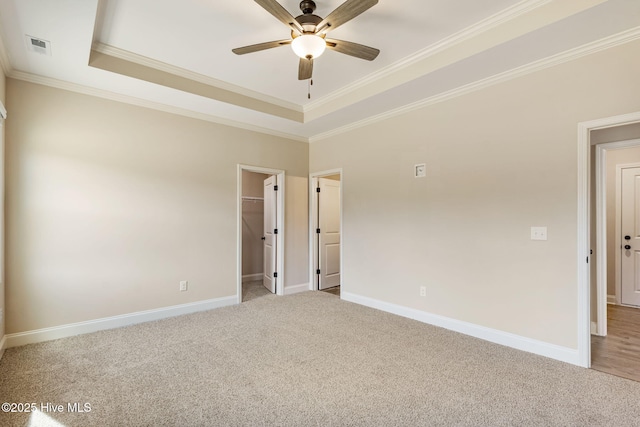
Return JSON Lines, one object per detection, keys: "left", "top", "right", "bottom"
{"left": 242, "top": 273, "right": 263, "bottom": 281}
{"left": 8, "top": 71, "right": 308, "bottom": 144}
{"left": 237, "top": 165, "right": 286, "bottom": 304}
{"left": 343, "top": 292, "right": 580, "bottom": 366}
{"left": 4, "top": 27, "right": 639, "bottom": 145}
{"left": 590, "top": 321, "right": 597, "bottom": 335}
{"left": 607, "top": 295, "right": 616, "bottom": 304}
{"left": 0, "top": 335, "right": 6, "bottom": 360}
{"left": 306, "top": 0, "right": 552, "bottom": 112}
{"left": 5, "top": 296, "right": 236, "bottom": 348}
{"left": 92, "top": 43, "right": 302, "bottom": 113}
{"left": 284, "top": 283, "right": 310, "bottom": 295}
{"left": 309, "top": 169, "right": 343, "bottom": 291}
{"left": 309, "top": 26, "right": 640, "bottom": 143}
{"left": 577, "top": 111, "right": 640, "bottom": 368}
{"left": 595, "top": 145, "right": 607, "bottom": 336}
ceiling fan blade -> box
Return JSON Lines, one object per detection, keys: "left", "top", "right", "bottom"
{"left": 316, "top": 0, "right": 378, "bottom": 34}
{"left": 298, "top": 58, "right": 313, "bottom": 80}
{"left": 232, "top": 39, "right": 292, "bottom": 55}
{"left": 325, "top": 39, "right": 379, "bottom": 61}
{"left": 254, "top": 0, "right": 304, "bottom": 34}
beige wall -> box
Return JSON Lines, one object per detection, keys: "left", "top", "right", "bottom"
{"left": 311, "top": 40, "right": 640, "bottom": 349}
{"left": 5, "top": 78, "right": 309, "bottom": 334}
{"left": 242, "top": 171, "right": 268, "bottom": 277}
{"left": 242, "top": 170, "right": 269, "bottom": 198}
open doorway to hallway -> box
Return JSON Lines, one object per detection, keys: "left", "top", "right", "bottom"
{"left": 590, "top": 123, "right": 640, "bottom": 382}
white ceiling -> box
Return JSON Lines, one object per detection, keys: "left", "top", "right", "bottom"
{"left": 0, "top": 0, "right": 638, "bottom": 142}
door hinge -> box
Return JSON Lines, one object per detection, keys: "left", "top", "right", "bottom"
{"left": 274, "top": 228, "right": 278, "bottom": 234}
{"left": 586, "top": 257, "right": 589, "bottom": 264}
{"left": 316, "top": 187, "right": 321, "bottom": 193}
{"left": 274, "top": 272, "right": 278, "bottom": 278}
{"left": 590, "top": 249, "right": 593, "bottom": 255}
{"left": 316, "top": 269, "right": 321, "bottom": 275}
{"left": 274, "top": 185, "right": 278, "bottom": 191}
{"left": 316, "top": 228, "right": 321, "bottom": 234}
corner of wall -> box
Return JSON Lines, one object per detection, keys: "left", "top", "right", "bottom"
{"left": 0, "top": 335, "right": 6, "bottom": 360}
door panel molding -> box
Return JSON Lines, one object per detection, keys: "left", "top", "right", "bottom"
{"left": 309, "top": 169, "right": 343, "bottom": 292}
{"left": 619, "top": 164, "right": 640, "bottom": 307}
{"left": 318, "top": 177, "right": 341, "bottom": 290}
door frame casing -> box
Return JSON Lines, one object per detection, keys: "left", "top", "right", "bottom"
{"left": 237, "top": 164, "right": 286, "bottom": 303}
{"left": 308, "top": 169, "right": 343, "bottom": 291}
{"left": 578, "top": 111, "right": 640, "bottom": 367}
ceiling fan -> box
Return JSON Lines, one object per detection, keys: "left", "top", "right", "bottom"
{"left": 232, "top": 0, "right": 380, "bottom": 81}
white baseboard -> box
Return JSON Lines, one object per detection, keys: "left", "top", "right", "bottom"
{"left": 607, "top": 295, "right": 616, "bottom": 304}
{"left": 242, "top": 273, "right": 263, "bottom": 281}
{"left": 284, "top": 283, "right": 310, "bottom": 295}
{"left": 5, "top": 296, "right": 237, "bottom": 348}
{"left": 590, "top": 321, "right": 597, "bottom": 335}
{"left": 0, "top": 335, "right": 6, "bottom": 360}
{"left": 342, "top": 292, "right": 580, "bottom": 366}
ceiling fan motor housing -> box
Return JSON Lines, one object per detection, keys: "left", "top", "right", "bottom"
{"left": 295, "top": 12, "right": 322, "bottom": 34}
{"left": 299, "top": 1, "right": 317, "bottom": 14}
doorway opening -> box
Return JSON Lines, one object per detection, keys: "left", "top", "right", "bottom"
{"left": 309, "top": 169, "right": 342, "bottom": 296}
{"left": 590, "top": 133, "right": 640, "bottom": 381}
{"left": 577, "top": 111, "right": 640, "bottom": 369}
{"left": 237, "top": 165, "right": 285, "bottom": 304}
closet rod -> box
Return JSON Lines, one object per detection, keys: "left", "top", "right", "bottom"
{"left": 242, "top": 196, "right": 264, "bottom": 202}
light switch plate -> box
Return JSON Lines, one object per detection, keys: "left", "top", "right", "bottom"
{"left": 414, "top": 163, "right": 426, "bottom": 178}
{"left": 531, "top": 226, "right": 548, "bottom": 241}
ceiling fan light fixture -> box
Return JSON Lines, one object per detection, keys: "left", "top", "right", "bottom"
{"left": 291, "top": 34, "right": 326, "bottom": 59}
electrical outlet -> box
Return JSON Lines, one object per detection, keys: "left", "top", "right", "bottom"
{"left": 420, "top": 286, "right": 426, "bottom": 297}
{"left": 179, "top": 281, "right": 188, "bottom": 292}
{"left": 531, "top": 226, "right": 548, "bottom": 241}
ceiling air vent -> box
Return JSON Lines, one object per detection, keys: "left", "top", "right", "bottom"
{"left": 25, "top": 35, "right": 51, "bottom": 55}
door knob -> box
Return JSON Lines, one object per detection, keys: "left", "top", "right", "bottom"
{"left": 625, "top": 235, "right": 631, "bottom": 240}
{"left": 625, "top": 245, "right": 631, "bottom": 250}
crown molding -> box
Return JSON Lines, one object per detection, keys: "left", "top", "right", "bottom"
{"left": 303, "top": 0, "right": 609, "bottom": 123}
{"left": 309, "top": 26, "right": 640, "bottom": 143}
{"left": 89, "top": 46, "right": 304, "bottom": 122}
{"left": 9, "top": 70, "right": 309, "bottom": 143}
{"left": 303, "top": 0, "right": 552, "bottom": 114}
{"left": 92, "top": 43, "right": 302, "bottom": 113}
{"left": 8, "top": 24, "right": 639, "bottom": 146}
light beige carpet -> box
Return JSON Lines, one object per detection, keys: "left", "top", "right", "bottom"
{"left": 1, "top": 291, "right": 640, "bottom": 426}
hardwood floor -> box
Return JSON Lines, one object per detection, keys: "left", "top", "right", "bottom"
{"left": 591, "top": 304, "right": 640, "bottom": 382}
{"left": 320, "top": 286, "right": 340, "bottom": 296}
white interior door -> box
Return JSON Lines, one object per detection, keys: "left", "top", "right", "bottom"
{"left": 621, "top": 167, "right": 640, "bottom": 306}
{"left": 317, "top": 178, "right": 340, "bottom": 290}
{"left": 263, "top": 175, "right": 277, "bottom": 293}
